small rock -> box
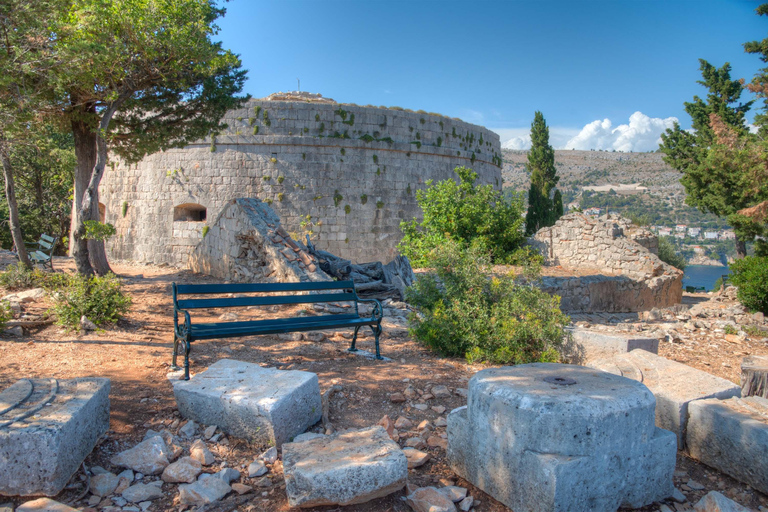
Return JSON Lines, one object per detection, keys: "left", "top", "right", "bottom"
{"left": 688, "top": 480, "right": 706, "bottom": 491}
{"left": 218, "top": 312, "right": 238, "bottom": 321}
{"left": 417, "top": 420, "right": 431, "bottom": 430}
{"left": 215, "top": 468, "right": 240, "bottom": 484}
{"left": 378, "top": 415, "right": 395, "bottom": 438}
{"left": 16, "top": 499, "right": 80, "bottom": 512}
{"left": 259, "top": 446, "right": 278, "bottom": 464}
{"left": 402, "top": 447, "right": 430, "bottom": 469}
{"left": 138, "top": 501, "right": 152, "bottom": 512}
{"left": 87, "top": 495, "right": 101, "bottom": 506}
{"left": 693, "top": 491, "right": 750, "bottom": 512}
{"left": 405, "top": 437, "right": 426, "bottom": 449}
{"left": 431, "top": 405, "right": 446, "bottom": 414}
{"left": 4, "top": 325, "right": 23, "bottom": 337}
{"left": 293, "top": 432, "right": 326, "bottom": 442}
{"left": 90, "top": 466, "right": 110, "bottom": 475}
{"left": 660, "top": 505, "right": 674, "bottom": 512}
{"left": 459, "top": 496, "right": 474, "bottom": 511}
{"left": 80, "top": 316, "right": 98, "bottom": 331}
{"left": 414, "top": 404, "right": 429, "bottom": 411}
{"left": 431, "top": 385, "right": 451, "bottom": 398}
{"left": 161, "top": 456, "right": 202, "bottom": 484}
{"left": 231, "top": 483, "right": 252, "bottom": 495}
{"left": 404, "top": 386, "right": 417, "bottom": 400}
{"left": 304, "top": 332, "right": 326, "bottom": 342}
{"left": 179, "top": 420, "right": 197, "bottom": 438}
{"left": 406, "top": 487, "right": 457, "bottom": 512}
{"left": 395, "top": 416, "right": 413, "bottom": 430}
{"left": 190, "top": 439, "right": 215, "bottom": 466}
{"left": 671, "top": 487, "right": 687, "bottom": 503}
{"left": 111, "top": 436, "right": 171, "bottom": 475}
{"left": 122, "top": 482, "right": 164, "bottom": 503}
{"left": 435, "top": 417, "right": 448, "bottom": 428}
{"left": 439, "top": 486, "right": 468, "bottom": 503}
{"left": 204, "top": 425, "right": 217, "bottom": 439}
{"left": 254, "top": 476, "right": 272, "bottom": 488}
{"left": 90, "top": 472, "right": 119, "bottom": 497}
{"left": 179, "top": 477, "right": 232, "bottom": 506}
{"left": 427, "top": 435, "right": 448, "bottom": 449}
{"left": 390, "top": 393, "right": 406, "bottom": 403}
{"left": 248, "top": 460, "right": 268, "bottom": 478}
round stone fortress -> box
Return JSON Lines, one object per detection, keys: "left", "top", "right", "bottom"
{"left": 101, "top": 93, "right": 502, "bottom": 266}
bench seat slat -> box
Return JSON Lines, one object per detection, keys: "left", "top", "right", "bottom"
{"left": 39, "top": 240, "right": 53, "bottom": 250}
{"left": 30, "top": 251, "right": 51, "bottom": 261}
{"left": 177, "top": 292, "right": 357, "bottom": 310}
{"left": 40, "top": 234, "right": 56, "bottom": 243}
{"left": 190, "top": 313, "right": 360, "bottom": 331}
{"left": 176, "top": 280, "right": 354, "bottom": 295}
{"left": 189, "top": 316, "right": 377, "bottom": 340}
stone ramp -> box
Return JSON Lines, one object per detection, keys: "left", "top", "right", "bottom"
{"left": 589, "top": 349, "right": 741, "bottom": 448}
{"left": 687, "top": 396, "right": 768, "bottom": 495}
{"left": 0, "top": 378, "right": 110, "bottom": 497}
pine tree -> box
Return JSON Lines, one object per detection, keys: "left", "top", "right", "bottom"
{"left": 525, "top": 112, "right": 561, "bottom": 235}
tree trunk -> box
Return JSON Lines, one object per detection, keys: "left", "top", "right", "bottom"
{"left": 0, "top": 143, "right": 31, "bottom": 269}
{"left": 735, "top": 238, "right": 747, "bottom": 259}
{"left": 741, "top": 355, "right": 768, "bottom": 399}
{"left": 71, "top": 116, "right": 96, "bottom": 275}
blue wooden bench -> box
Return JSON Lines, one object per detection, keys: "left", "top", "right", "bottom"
{"left": 171, "top": 280, "right": 384, "bottom": 380}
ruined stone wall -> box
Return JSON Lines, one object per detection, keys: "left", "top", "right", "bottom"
{"left": 531, "top": 214, "right": 682, "bottom": 312}
{"left": 101, "top": 99, "right": 502, "bottom": 267}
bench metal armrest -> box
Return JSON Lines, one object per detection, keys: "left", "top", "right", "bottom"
{"left": 174, "top": 306, "right": 192, "bottom": 339}
{"left": 357, "top": 298, "right": 383, "bottom": 321}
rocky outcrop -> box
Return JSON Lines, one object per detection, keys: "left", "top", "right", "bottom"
{"left": 188, "top": 198, "right": 331, "bottom": 283}
{"left": 530, "top": 214, "right": 683, "bottom": 312}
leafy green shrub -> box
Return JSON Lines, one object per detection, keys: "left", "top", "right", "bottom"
{"left": 406, "top": 242, "right": 568, "bottom": 364}
{"left": 0, "top": 262, "right": 39, "bottom": 290}
{"left": 0, "top": 300, "right": 12, "bottom": 331}
{"left": 657, "top": 236, "right": 686, "bottom": 270}
{"left": 712, "top": 276, "right": 725, "bottom": 292}
{"left": 53, "top": 273, "right": 132, "bottom": 329}
{"left": 398, "top": 166, "right": 525, "bottom": 267}
{"left": 730, "top": 256, "right": 768, "bottom": 314}
{"left": 724, "top": 324, "right": 737, "bottom": 335}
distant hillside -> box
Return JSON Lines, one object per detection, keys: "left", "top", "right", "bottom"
{"left": 501, "top": 149, "right": 729, "bottom": 231}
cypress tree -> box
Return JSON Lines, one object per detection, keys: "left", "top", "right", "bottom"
{"left": 525, "top": 112, "right": 561, "bottom": 235}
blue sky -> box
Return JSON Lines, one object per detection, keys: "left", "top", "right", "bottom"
{"left": 215, "top": 0, "right": 768, "bottom": 151}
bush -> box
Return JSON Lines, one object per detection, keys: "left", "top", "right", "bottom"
{"left": 730, "top": 256, "right": 768, "bottom": 314}
{"left": 657, "top": 236, "right": 686, "bottom": 270}
{"left": 0, "top": 300, "right": 12, "bottom": 331}
{"left": 405, "top": 242, "right": 569, "bottom": 365}
{"left": 0, "top": 263, "right": 72, "bottom": 291}
{"left": 398, "top": 166, "right": 525, "bottom": 267}
{"left": 52, "top": 273, "right": 132, "bottom": 329}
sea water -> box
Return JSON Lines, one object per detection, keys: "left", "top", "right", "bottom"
{"left": 682, "top": 265, "right": 731, "bottom": 291}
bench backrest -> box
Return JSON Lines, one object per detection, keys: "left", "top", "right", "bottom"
{"left": 173, "top": 280, "right": 359, "bottom": 310}
{"left": 38, "top": 234, "right": 57, "bottom": 252}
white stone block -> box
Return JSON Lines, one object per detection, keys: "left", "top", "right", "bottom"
{"left": 171, "top": 359, "right": 322, "bottom": 448}
{"left": 448, "top": 363, "right": 675, "bottom": 512}
{"left": 590, "top": 350, "right": 741, "bottom": 447}
{"left": 0, "top": 378, "right": 110, "bottom": 497}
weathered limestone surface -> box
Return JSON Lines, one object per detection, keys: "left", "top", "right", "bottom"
{"left": 687, "top": 396, "right": 768, "bottom": 494}
{"left": 0, "top": 378, "right": 110, "bottom": 497}
{"left": 188, "top": 198, "right": 331, "bottom": 282}
{"left": 171, "top": 359, "right": 322, "bottom": 448}
{"left": 102, "top": 99, "right": 502, "bottom": 265}
{"left": 590, "top": 350, "right": 741, "bottom": 448}
{"left": 564, "top": 326, "right": 658, "bottom": 364}
{"left": 448, "top": 363, "right": 676, "bottom": 512}
{"left": 15, "top": 498, "right": 80, "bottom": 512}
{"left": 531, "top": 214, "right": 683, "bottom": 312}
{"left": 283, "top": 426, "right": 407, "bottom": 508}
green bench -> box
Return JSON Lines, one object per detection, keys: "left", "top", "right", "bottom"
{"left": 171, "top": 280, "right": 384, "bottom": 380}
{"left": 26, "top": 234, "right": 57, "bottom": 270}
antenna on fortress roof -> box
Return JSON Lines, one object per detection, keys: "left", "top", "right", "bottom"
{"left": 297, "top": 78, "right": 300, "bottom": 92}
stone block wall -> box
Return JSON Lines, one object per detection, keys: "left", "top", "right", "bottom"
{"left": 531, "top": 213, "right": 682, "bottom": 312}
{"left": 101, "top": 99, "right": 502, "bottom": 267}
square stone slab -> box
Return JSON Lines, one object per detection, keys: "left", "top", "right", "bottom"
{"left": 564, "top": 326, "right": 658, "bottom": 364}
{"left": 171, "top": 359, "right": 321, "bottom": 448}
{"left": 590, "top": 349, "right": 741, "bottom": 448}
{"left": 0, "top": 378, "right": 110, "bottom": 497}
{"left": 687, "top": 396, "right": 768, "bottom": 494}
{"left": 283, "top": 426, "right": 407, "bottom": 508}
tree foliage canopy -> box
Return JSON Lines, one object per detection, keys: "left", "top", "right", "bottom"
{"left": 525, "top": 111, "right": 562, "bottom": 235}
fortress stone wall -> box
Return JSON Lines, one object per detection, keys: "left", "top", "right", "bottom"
{"left": 100, "top": 97, "right": 502, "bottom": 266}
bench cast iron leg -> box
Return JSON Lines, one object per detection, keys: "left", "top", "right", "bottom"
{"left": 170, "top": 334, "right": 180, "bottom": 371}
{"left": 184, "top": 340, "right": 192, "bottom": 381}
{"left": 372, "top": 324, "right": 383, "bottom": 360}
{"left": 348, "top": 326, "right": 361, "bottom": 352}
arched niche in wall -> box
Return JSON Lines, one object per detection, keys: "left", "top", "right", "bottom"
{"left": 173, "top": 203, "right": 207, "bottom": 222}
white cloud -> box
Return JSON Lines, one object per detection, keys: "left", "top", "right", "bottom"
{"left": 493, "top": 127, "right": 579, "bottom": 151}
{"left": 564, "top": 112, "right": 678, "bottom": 152}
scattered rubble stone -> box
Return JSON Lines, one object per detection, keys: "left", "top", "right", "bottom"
{"left": 248, "top": 460, "right": 267, "bottom": 478}
{"left": 439, "top": 486, "right": 468, "bottom": 502}
{"left": 161, "top": 456, "right": 202, "bottom": 484}
{"left": 406, "top": 487, "right": 457, "bottom": 512}
{"left": 259, "top": 446, "right": 278, "bottom": 464}
{"left": 112, "top": 436, "right": 171, "bottom": 475}
{"left": 190, "top": 439, "right": 215, "bottom": 466}
{"left": 395, "top": 416, "right": 413, "bottom": 430}
{"left": 203, "top": 425, "right": 217, "bottom": 439}
{"left": 90, "top": 472, "right": 119, "bottom": 497}
{"left": 431, "top": 385, "right": 451, "bottom": 398}
{"left": 458, "top": 496, "right": 474, "bottom": 511}
{"left": 693, "top": 491, "right": 750, "bottom": 512}
{"left": 402, "top": 447, "right": 430, "bottom": 469}
{"left": 179, "top": 420, "right": 197, "bottom": 438}
{"left": 122, "top": 481, "right": 164, "bottom": 503}
{"left": 179, "top": 476, "right": 232, "bottom": 506}
{"left": 15, "top": 498, "right": 80, "bottom": 512}
{"left": 231, "top": 483, "right": 252, "bottom": 495}
{"left": 292, "top": 432, "right": 325, "bottom": 442}
{"left": 390, "top": 393, "right": 406, "bottom": 403}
